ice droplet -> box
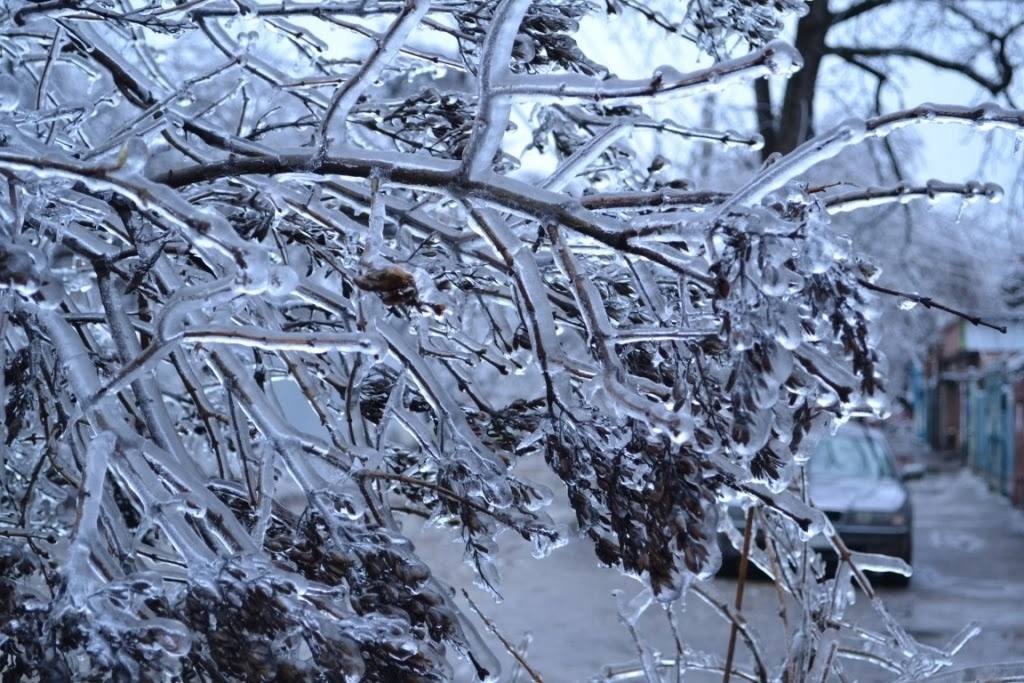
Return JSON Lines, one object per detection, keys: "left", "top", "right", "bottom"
{"left": 652, "top": 65, "right": 685, "bottom": 86}
{"left": 763, "top": 39, "right": 803, "bottom": 76}
{"left": 759, "top": 265, "right": 788, "bottom": 296}
{"left": 473, "top": 555, "right": 502, "bottom": 597}
{"left": 750, "top": 374, "right": 780, "bottom": 410}
{"left": 963, "top": 180, "right": 984, "bottom": 203}
{"left": 237, "top": 30, "right": 259, "bottom": 49}
{"left": 800, "top": 233, "right": 832, "bottom": 274}
{"left": 146, "top": 619, "right": 192, "bottom": 656}
{"left": 531, "top": 528, "right": 567, "bottom": 559}
{"left": 897, "top": 297, "right": 918, "bottom": 311}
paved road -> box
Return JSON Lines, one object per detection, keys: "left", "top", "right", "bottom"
{"left": 413, "top": 461, "right": 1024, "bottom": 681}
{"left": 878, "top": 468, "right": 1024, "bottom": 669}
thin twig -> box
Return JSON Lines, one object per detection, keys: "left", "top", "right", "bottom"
{"left": 724, "top": 506, "right": 754, "bottom": 683}
{"left": 857, "top": 278, "right": 1008, "bottom": 332}
{"left": 461, "top": 589, "right": 544, "bottom": 683}
{"left": 757, "top": 508, "right": 795, "bottom": 683}
{"left": 691, "top": 583, "right": 769, "bottom": 683}
{"left": 354, "top": 471, "right": 558, "bottom": 540}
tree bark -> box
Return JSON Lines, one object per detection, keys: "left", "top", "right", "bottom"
{"left": 762, "top": 0, "right": 834, "bottom": 159}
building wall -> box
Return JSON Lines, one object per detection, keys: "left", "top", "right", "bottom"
{"left": 920, "top": 318, "right": 1024, "bottom": 508}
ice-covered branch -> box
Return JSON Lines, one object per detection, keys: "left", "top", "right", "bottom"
{"left": 717, "top": 103, "right": 1024, "bottom": 214}
{"left": 465, "top": 206, "right": 569, "bottom": 405}
{"left": 460, "top": 0, "right": 534, "bottom": 178}
{"left": 318, "top": 0, "right": 431, "bottom": 152}
{"left": 85, "top": 321, "right": 383, "bottom": 411}
{"left": 65, "top": 432, "right": 115, "bottom": 601}
{"left": 27, "top": 307, "right": 252, "bottom": 561}
{"left": 866, "top": 102, "right": 1024, "bottom": 137}
{"left": 541, "top": 124, "right": 633, "bottom": 191}
{"left": 547, "top": 223, "right": 695, "bottom": 443}
{"left": 1, "top": 0, "right": 1014, "bottom": 678}
{"left": 153, "top": 150, "right": 713, "bottom": 282}
{"left": 180, "top": 325, "right": 385, "bottom": 354}
{"left": 497, "top": 39, "right": 802, "bottom": 103}
{"left": 557, "top": 105, "right": 765, "bottom": 149}
{"left": 823, "top": 179, "right": 1003, "bottom": 213}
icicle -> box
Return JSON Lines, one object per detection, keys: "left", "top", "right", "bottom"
{"left": 848, "top": 551, "right": 912, "bottom": 578}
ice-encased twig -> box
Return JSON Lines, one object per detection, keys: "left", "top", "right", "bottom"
{"left": 65, "top": 431, "right": 115, "bottom": 602}
{"left": 824, "top": 179, "right": 1003, "bottom": 213}
{"left": 461, "top": 0, "right": 534, "bottom": 179}
{"left": 496, "top": 40, "right": 802, "bottom": 103}
{"left": 318, "top": 0, "right": 431, "bottom": 152}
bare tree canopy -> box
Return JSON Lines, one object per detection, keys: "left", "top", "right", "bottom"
{"left": 750, "top": 0, "right": 1024, "bottom": 158}
{"left": 0, "top": 0, "right": 1017, "bottom": 680}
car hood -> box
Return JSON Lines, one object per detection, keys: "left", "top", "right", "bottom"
{"left": 810, "top": 477, "right": 907, "bottom": 513}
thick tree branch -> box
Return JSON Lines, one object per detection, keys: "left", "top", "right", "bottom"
{"left": 829, "top": 45, "right": 1012, "bottom": 94}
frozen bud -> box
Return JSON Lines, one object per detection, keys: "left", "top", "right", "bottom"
{"left": 233, "top": 247, "right": 271, "bottom": 294}
{"left": 237, "top": 30, "right": 259, "bottom": 50}
{"left": 648, "top": 155, "right": 669, "bottom": 173}
{"left": 652, "top": 65, "right": 685, "bottom": 87}
{"left": 145, "top": 619, "right": 192, "bottom": 656}
{"left": 983, "top": 182, "right": 1004, "bottom": 203}
{"left": 897, "top": 297, "right": 918, "bottom": 311}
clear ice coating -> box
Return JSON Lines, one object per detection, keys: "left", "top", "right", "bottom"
{"left": 0, "top": 0, "right": 1015, "bottom": 679}
{"left": 0, "top": 74, "right": 22, "bottom": 112}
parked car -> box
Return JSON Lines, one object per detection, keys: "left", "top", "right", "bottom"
{"left": 720, "top": 423, "right": 914, "bottom": 583}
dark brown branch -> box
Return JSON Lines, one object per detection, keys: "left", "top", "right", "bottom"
{"left": 829, "top": 45, "right": 1012, "bottom": 95}
{"left": 723, "top": 506, "right": 755, "bottom": 683}
{"left": 831, "top": 0, "right": 904, "bottom": 24}
{"left": 856, "top": 278, "right": 1008, "bottom": 332}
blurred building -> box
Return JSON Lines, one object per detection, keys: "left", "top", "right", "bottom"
{"left": 920, "top": 316, "right": 1024, "bottom": 508}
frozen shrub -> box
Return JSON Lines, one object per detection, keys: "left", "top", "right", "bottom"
{"left": 0, "top": 0, "right": 1015, "bottom": 679}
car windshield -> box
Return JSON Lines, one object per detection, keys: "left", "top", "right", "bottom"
{"left": 808, "top": 431, "right": 897, "bottom": 480}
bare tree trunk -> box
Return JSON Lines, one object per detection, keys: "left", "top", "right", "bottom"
{"left": 761, "top": 0, "right": 833, "bottom": 159}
